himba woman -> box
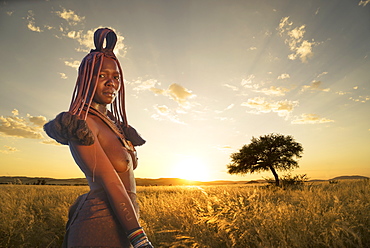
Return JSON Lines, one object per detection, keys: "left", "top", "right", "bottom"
{"left": 44, "top": 28, "right": 153, "bottom": 248}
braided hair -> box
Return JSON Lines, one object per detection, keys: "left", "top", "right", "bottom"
{"left": 44, "top": 28, "right": 145, "bottom": 146}
{"left": 69, "top": 28, "right": 127, "bottom": 124}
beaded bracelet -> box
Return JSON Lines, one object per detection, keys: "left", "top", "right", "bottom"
{"left": 127, "top": 227, "right": 153, "bottom": 248}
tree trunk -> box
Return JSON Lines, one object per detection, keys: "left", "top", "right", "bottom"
{"left": 269, "top": 166, "right": 280, "bottom": 186}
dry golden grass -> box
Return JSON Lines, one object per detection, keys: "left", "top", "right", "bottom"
{"left": 0, "top": 180, "right": 369, "bottom": 247}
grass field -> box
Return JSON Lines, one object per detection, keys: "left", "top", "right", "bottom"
{"left": 0, "top": 180, "right": 369, "bottom": 248}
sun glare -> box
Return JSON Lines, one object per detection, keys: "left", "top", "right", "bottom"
{"left": 172, "top": 157, "right": 211, "bottom": 181}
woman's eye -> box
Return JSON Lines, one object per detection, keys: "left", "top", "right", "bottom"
{"left": 114, "top": 76, "right": 120, "bottom": 80}
{"left": 99, "top": 74, "right": 105, "bottom": 78}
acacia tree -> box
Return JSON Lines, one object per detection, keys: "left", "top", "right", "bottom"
{"left": 227, "top": 133, "right": 303, "bottom": 186}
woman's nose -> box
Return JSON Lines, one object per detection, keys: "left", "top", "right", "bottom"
{"left": 105, "top": 79, "right": 116, "bottom": 87}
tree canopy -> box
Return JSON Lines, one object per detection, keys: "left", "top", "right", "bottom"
{"left": 227, "top": 133, "right": 303, "bottom": 186}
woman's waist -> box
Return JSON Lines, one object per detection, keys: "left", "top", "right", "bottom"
{"left": 86, "top": 174, "right": 136, "bottom": 193}
{"left": 85, "top": 182, "right": 137, "bottom": 199}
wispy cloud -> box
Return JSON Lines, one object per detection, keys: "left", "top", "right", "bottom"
{"left": 292, "top": 113, "right": 334, "bottom": 124}
{"left": 216, "top": 145, "right": 234, "bottom": 154}
{"left": 54, "top": 8, "right": 85, "bottom": 26}
{"left": 63, "top": 27, "right": 126, "bottom": 56}
{"left": 40, "top": 139, "right": 63, "bottom": 146}
{"left": 22, "top": 7, "right": 126, "bottom": 57}
{"left": 0, "top": 145, "right": 19, "bottom": 154}
{"left": 241, "top": 75, "right": 255, "bottom": 87}
{"left": 301, "top": 81, "right": 330, "bottom": 92}
{"left": 59, "top": 73, "right": 67, "bottom": 79}
{"left": 278, "top": 17, "right": 319, "bottom": 63}
{"left": 241, "top": 97, "right": 298, "bottom": 118}
{"left": 223, "top": 84, "right": 239, "bottom": 91}
{"left": 359, "top": 0, "right": 370, "bottom": 6}
{"left": 317, "top": 72, "right": 328, "bottom": 78}
{"left": 256, "top": 86, "right": 291, "bottom": 96}
{"left": 64, "top": 60, "right": 80, "bottom": 69}
{"left": 152, "top": 104, "right": 186, "bottom": 124}
{"left": 349, "top": 95, "right": 370, "bottom": 103}
{"left": 278, "top": 73, "right": 290, "bottom": 80}
{"left": 166, "top": 83, "right": 195, "bottom": 108}
{"left": 215, "top": 104, "right": 235, "bottom": 114}
{"left": 131, "top": 78, "right": 160, "bottom": 92}
{"left": 131, "top": 79, "right": 195, "bottom": 108}
{"left": 26, "top": 10, "right": 43, "bottom": 32}
{"left": 0, "top": 110, "right": 47, "bottom": 139}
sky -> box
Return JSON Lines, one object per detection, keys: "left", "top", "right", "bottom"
{"left": 0, "top": 0, "right": 369, "bottom": 182}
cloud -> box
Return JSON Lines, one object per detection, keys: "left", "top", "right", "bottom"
{"left": 22, "top": 7, "right": 126, "bottom": 57}
{"left": 349, "top": 95, "right": 370, "bottom": 103}
{"left": 241, "top": 97, "right": 298, "bottom": 117}
{"left": 131, "top": 78, "right": 160, "bottom": 92}
{"left": 335, "top": 91, "right": 350, "bottom": 96}
{"left": 216, "top": 145, "right": 234, "bottom": 153}
{"left": 248, "top": 46, "right": 257, "bottom": 51}
{"left": 64, "top": 60, "right": 80, "bottom": 69}
{"left": 11, "top": 109, "right": 19, "bottom": 116}
{"left": 166, "top": 84, "right": 195, "bottom": 107}
{"left": 256, "top": 86, "right": 290, "bottom": 96}
{"left": 54, "top": 8, "right": 85, "bottom": 26}
{"left": 28, "top": 115, "right": 47, "bottom": 127}
{"left": 131, "top": 79, "right": 195, "bottom": 108}
{"left": 223, "top": 84, "right": 239, "bottom": 91}
{"left": 278, "top": 17, "right": 319, "bottom": 63}
{"left": 63, "top": 27, "right": 126, "bottom": 56}
{"left": 152, "top": 105, "right": 186, "bottom": 124}
{"left": 292, "top": 113, "right": 334, "bottom": 124}
{"left": 301, "top": 81, "right": 330, "bottom": 92}
{"left": 359, "top": 0, "right": 370, "bottom": 6}
{"left": 40, "top": 139, "right": 63, "bottom": 146}
{"left": 317, "top": 72, "right": 328, "bottom": 78}
{"left": 241, "top": 75, "right": 255, "bottom": 88}
{"left": 0, "top": 110, "right": 47, "bottom": 139}
{"left": 0, "top": 145, "right": 19, "bottom": 154}
{"left": 26, "top": 10, "right": 43, "bottom": 32}
{"left": 215, "top": 104, "right": 235, "bottom": 114}
{"left": 59, "top": 73, "right": 68, "bottom": 79}
{"left": 288, "top": 40, "right": 316, "bottom": 62}
{"left": 278, "top": 73, "right": 290, "bottom": 80}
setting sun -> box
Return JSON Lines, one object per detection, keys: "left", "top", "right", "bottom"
{"left": 171, "top": 157, "right": 210, "bottom": 181}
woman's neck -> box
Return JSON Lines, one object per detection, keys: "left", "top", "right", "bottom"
{"left": 90, "top": 102, "right": 107, "bottom": 115}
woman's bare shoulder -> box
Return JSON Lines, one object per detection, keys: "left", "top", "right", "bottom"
{"left": 85, "top": 114, "right": 99, "bottom": 131}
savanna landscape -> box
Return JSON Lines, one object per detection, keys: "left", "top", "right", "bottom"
{"left": 1, "top": 179, "right": 369, "bottom": 248}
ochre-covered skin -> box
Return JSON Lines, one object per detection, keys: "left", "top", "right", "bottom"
{"left": 69, "top": 109, "right": 139, "bottom": 226}
{"left": 44, "top": 28, "right": 151, "bottom": 247}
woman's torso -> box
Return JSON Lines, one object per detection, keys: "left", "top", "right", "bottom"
{"left": 76, "top": 113, "right": 137, "bottom": 194}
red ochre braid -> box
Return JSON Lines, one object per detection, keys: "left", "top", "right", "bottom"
{"left": 68, "top": 28, "right": 128, "bottom": 127}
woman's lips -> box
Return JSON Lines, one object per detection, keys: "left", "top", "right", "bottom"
{"left": 103, "top": 91, "right": 116, "bottom": 97}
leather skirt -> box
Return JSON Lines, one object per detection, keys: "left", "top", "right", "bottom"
{"left": 63, "top": 189, "right": 139, "bottom": 248}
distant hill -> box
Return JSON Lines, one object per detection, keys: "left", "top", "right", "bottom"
{"left": 329, "top": 175, "right": 369, "bottom": 180}
{"left": 0, "top": 176, "right": 88, "bottom": 185}
{"left": 0, "top": 175, "right": 368, "bottom": 186}
{"left": 0, "top": 176, "right": 249, "bottom": 186}
{"left": 136, "top": 178, "right": 250, "bottom": 186}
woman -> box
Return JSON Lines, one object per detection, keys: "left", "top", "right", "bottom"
{"left": 44, "top": 28, "right": 153, "bottom": 248}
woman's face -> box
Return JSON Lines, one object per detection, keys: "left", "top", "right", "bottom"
{"left": 93, "top": 57, "right": 121, "bottom": 105}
